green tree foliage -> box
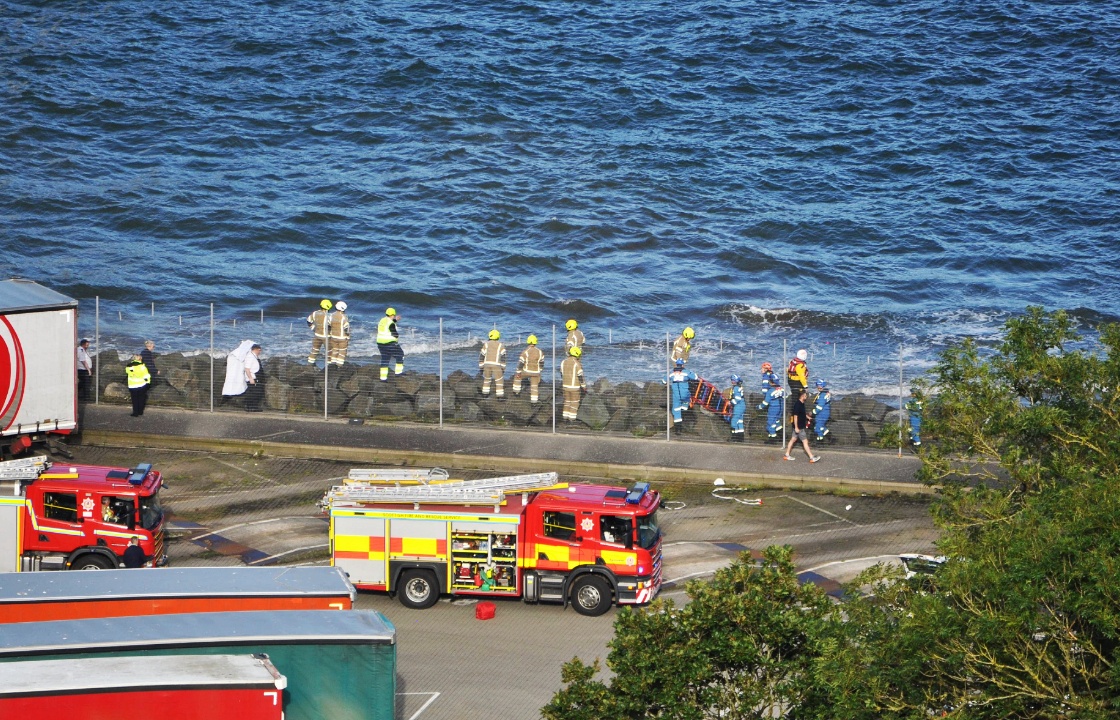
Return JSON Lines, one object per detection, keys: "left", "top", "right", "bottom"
{"left": 545, "top": 308, "right": 1120, "bottom": 719}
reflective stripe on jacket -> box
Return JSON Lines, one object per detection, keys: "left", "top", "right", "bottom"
{"left": 328, "top": 311, "right": 350, "bottom": 339}
{"left": 787, "top": 359, "right": 807, "bottom": 386}
{"left": 307, "top": 309, "right": 330, "bottom": 337}
{"left": 671, "top": 335, "right": 690, "bottom": 363}
{"left": 518, "top": 346, "right": 544, "bottom": 374}
{"left": 376, "top": 316, "right": 398, "bottom": 344}
{"left": 480, "top": 340, "right": 506, "bottom": 367}
{"left": 565, "top": 329, "right": 585, "bottom": 350}
{"left": 561, "top": 357, "right": 585, "bottom": 389}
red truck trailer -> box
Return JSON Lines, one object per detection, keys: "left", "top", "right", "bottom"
{"left": 0, "top": 566, "right": 356, "bottom": 623}
{"left": 0, "top": 278, "right": 79, "bottom": 458}
{"left": 324, "top": 471, "right": 664, "bottom": 616}
{"left": 0, "top": 455, "right": 167, "bottom": 572}
{"left": 0, "top": 654, "right": 287, "bottom": 720}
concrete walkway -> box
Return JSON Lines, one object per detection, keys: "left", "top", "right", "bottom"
{"left": 76, "top": 404, "right": 927, "bottom": 495}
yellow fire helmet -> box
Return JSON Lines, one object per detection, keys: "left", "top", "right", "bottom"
{"left": 565, "top": 319, "right": 578, "bottom": 331}
{"left": 320, "top": 299, "right": 332, "bottom": 310}
{"left": 385, "top": 307, "right": 397, "bottom": 317}
{"left": 526, "top": 334, "right": 538, "bottom": 345}
{"left": 569, "top": 346, "right": 582, "bottom": 357}
{"left": 488, "top": 329, "right": 500, "bottom": 340}
{"left": 682, "top": 326, "right": 695, "bottom": 339}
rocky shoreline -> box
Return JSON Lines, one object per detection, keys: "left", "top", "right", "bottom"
{"left": 92, "top": 351, "right": 903, "bottom": 447}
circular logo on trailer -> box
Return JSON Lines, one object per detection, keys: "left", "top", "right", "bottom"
{"left": 581, "top": 518, "right": 594, "bottom": 533}
{"left": 0, "top": 317, "right": 27, "bottom": 432}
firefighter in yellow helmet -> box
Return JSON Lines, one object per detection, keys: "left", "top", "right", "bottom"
{"left": 479, "top": 329, "right": 507, "bottom": 398}
{"left": 327, "top": 301, "right": 350, "bottom": 366}
{"left": 564, "top": 319, "right": 585, "bottom": 354}
{"left": 306, "top": 299, "right": 332, "bottom": 364}
{"left": 560, "top": 346, "right": 586, "bottom": 422}
{"left": 672, "top": 326, "right": 695, "bottom": 365}
{"left": 512, "top": 334, "right": 545, "bottom": 403}
{"left": 376, "top": 307, "right": 404, "bottom": 381}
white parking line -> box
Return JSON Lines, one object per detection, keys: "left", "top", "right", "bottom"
{"left": 191, "top": 515, "right": 323, "bottom": 541}
{"left": 209, "top": 457, "right": 275, "bottom": 483}
{"left": 247, "top": 543, "right": 329, "bottom": 565}
{"left": 802, "top": 554, "right": 901, "bottom": 574}
{"left": 776, "top": 494, "right": 858, "bottom": 525}
{"left": 399, "top": 692, "right": 440, "bottom": 719}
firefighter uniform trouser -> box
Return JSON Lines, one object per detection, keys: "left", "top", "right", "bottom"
{"left": 328, "top": 337, "right": 349, "bottom": 365}
{"left": 512, "top": 372, "right": 540, "bottom": 402}
{"left": 563, "top": 387, "right": 581, "bottom": 420}
{"left": 481, "top": 365, "right": 504, "bottom": 397}
{"left": 308, "top": 336, "right": 327, "bottom": 363}
{"left": 378, "top": 342, "right": 404, "bottom": 380}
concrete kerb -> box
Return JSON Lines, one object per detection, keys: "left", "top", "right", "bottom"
{"left": 80, "top": 430, "right": 935, "bottom": 497}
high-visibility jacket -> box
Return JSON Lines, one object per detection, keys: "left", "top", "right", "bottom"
{"left": 517, "top": 346, "right": 544, "bottom": 375}
{"left": 125, "top": 362, "right": 151, "bottom": 389}
{"left": 479, "top": 340, "right": 506, "bottom": 368}
{"left": 307, "top": 309, "right": 330, "bottom": 338}
{"left": 787, "top": 358, "right": 808, "bottom": 387}
{"left": 561, "top": 357, "right": 585, "bottom": 390}
{"left": 905, "top": 398, "right": 923, "bottom": 417}
{"left": 565, "top": 329, "right": 585, "bottom": 350}
{"left": 376, "top": 316, "right": 399, "bottom": 344}
{"left": 671, "top": 335, "right": 691, "bottom": 363}
{"left": 328, "top": 310, "right": 350, "bottom": 339}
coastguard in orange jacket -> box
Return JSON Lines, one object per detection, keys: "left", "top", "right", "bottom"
{"left": 787, "top": 349, "right": 809, "bottom": 397}
{"left": 306, "top": 299, "right": 332, "bottom": 364}
{"left": 560, "top": 346, "right": 586, "bottom": 421}
{"left": 512, "top": 334, "right": 545, "bottom": 402}
{"left": 565, "top": 319, "right": 585, "bottom": 354}
{"left": 672, "top": 327, "right": 695, "bottom": 365}
{"left": 479, "top": 329, "right": 507, "bottom": 397}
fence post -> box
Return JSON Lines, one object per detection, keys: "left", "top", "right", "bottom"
{"left": 94, "top": 297, "right": 100, "bottom": 405}
{"left": 209, "top": 304, "right": 214, "bottom": 412}
{"left": 666, "top": 332, "right": 671, "bottom": 442}
{"left": 439, "top": 317, "right": 444, "bottom": 429}
{"left": 552, "top": 325, "right": 557, "bottom": 434}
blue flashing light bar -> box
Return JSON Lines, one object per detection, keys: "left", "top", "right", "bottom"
{"left": 128, "top": 463, "right": 153, "bottom": 486}
{"left": 625, "top": 482, "right": 650, "bottom": 504}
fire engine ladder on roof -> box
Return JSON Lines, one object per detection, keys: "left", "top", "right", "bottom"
{"left": 0, "top": 455, "right": 51, "bottom": 481}
{"left": 323, "top": 472, "right": 565, "bottom": 510}
{"left": 344, "top": 467, "right": 451, "bottom": 486}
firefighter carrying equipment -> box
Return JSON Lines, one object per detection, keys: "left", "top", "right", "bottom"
{"left": 565, "top": 319, "right": 578, "bottom": 331}
{"left": 320, "top": 299, "right": 332, "bottom": 310}
{"left": 488, "top": 329, "right": 500, "bottom": 340}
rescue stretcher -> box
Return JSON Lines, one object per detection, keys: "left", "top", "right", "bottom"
{"left": 688, "top": 378, "right": 732, "bottom": 417}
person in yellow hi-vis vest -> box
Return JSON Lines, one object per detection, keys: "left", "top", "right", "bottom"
{"left": 560, "top": 346, "right": 586, "bottom": 422}
{"left": 306, "top": 299, "right": 332, "bottom": 364}
{"left": 376, "top": 307, "right": 404, "bottom": 381}
{"left": 672, "top": 326, "right": 694, "bottom": 365}
{"left": 327, "top": 301, "right": 350, "bottom": 366}
{"left": 125, "top": 354, "right": 151, "bottom": 417}
{"left": 512, "top": 334, "right": 545, "bottom": 402}
{"left": 479, "top": 329, "right": 507, "bottom": 398}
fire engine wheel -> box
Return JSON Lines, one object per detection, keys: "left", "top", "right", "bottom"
{"left": 72, "top": 554, "right": 114, "bottom": 570}
{"left": 570, "top": 575, "right": 612, "bottom": 617}
{"left": 398, "top": 570, "right": 440, "bottom": 610}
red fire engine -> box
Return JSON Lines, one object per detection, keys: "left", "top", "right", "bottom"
{"left": 324, "top": 470, "right": 663, "bottom": 616}
{"left": 0, "top": 455, "right": 167, "bottom": 571}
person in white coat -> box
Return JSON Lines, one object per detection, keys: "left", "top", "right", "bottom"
{"left": 221, "top": 340, "right": 256, "bottom": 403}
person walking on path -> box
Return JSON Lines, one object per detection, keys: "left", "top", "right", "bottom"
{"left": 784, "top": 388, "right": 820, "bottom": 462}
{"left": 758, "top": 362, "right": 784, "bottom": 438}
{"left": 77, "top": 338, "right": 93, "bottom": 401}
{"left": 560, "top": 346, "right": 586, "bottom": 422}
{"left": 672, "top": 327, "right": 695, "bottom": 365}
{"left": 306, "top": 299, "right": 332, "bottom": 364}
{"left": 140, "top": 340, "right": 160, "bottom": 385}
{"left": 812, "top": 379, "right": 832, "bottom": 441}
{"left": 243, "top": 344, "right": 264, "bottom": 411}
{"left": 665, "top": 358, "right": 698, "bottom": 434}
{"left": 565, "top": 319, "right": 585, "bottom": 354}
{"left": 376, "top": 307, "right": 404, "bottom": 381}
{"left": 479, "top": 329, "right": 508, "bottom": 398}
{"left": 512, "top": 334, "right": 545, "bottom": 402}
{"left": 787, "top": 349, "right": 809, "bottom": 398}
{"left": 728, "top": 373, "right": 746, "bottom": 441}
{"left": 905, "top": 387, "right": 923, "bottom": 446}
{"left": 125, "top": 354, "right": 151, "bottom": 417}
{"left": 327, "top": 301, "right": 350, "bottom": 366}
{"left": 221, "top": 339, "right": 256, "bottom": 404}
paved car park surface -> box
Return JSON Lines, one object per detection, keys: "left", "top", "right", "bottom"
{"left": 63, "top": 445, "right": 937, "bottom": 720}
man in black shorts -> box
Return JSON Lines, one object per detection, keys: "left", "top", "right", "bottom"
{"left": 783, "top": 389, "right": 821, "bottom": 463}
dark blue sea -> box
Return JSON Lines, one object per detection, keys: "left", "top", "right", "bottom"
{"left": 3, "top": 0, "right": 1118, "bottom": 397}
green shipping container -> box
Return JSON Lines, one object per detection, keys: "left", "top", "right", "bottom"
{"left": 0, "top": 609, "right": 395, "bottom": 720}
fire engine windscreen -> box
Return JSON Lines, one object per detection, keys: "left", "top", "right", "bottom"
{"left": 139, "top": 492, "right": 163, "bottom": 531}
{"left": 637, "top": 511, "right": 661, "bottom": 550}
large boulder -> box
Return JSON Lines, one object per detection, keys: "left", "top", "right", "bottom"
{"left": 455, "top": 401, "right": 482, "bottom": 422}
{"left": 690, "top": 412, "right": 729, "bottom": 442}
{"left": 629, "top": 408, "right": 668, "bottom": 436}
{"left": 576, "top": 394, "right": 610, "bottom": 430}
{"left": 103, "top": 382, "right": 129, "bottom": 401}
{"left": 149, "top": 384, "right": 187, "bottom": 407}
{"left": 827, "top": 419, "right": 866, "bottom": 446}
{"left": 415, "top": 387, "right": 456, "bottom": 420}
{"left": 265, "top": 380, "right": 290, "bottom": 411}
{"left": 606, "top": 408, "right": 631, "bottom": 432}
{"left": 603, "top": 382, "right": 642, "bottom": 412}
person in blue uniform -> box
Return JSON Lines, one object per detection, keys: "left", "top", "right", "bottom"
{"left": 728, "top": 373, "right": 746, "bottom": 441}
{"left": 665, "top": 359, "right": 698, "bottom": 434}
{"left": 758, "top": 362, "right": 784, "bottom": 438}
{"left": 905, "top": 387, "right": 923, "bottom": 446}
{"left": 812, "top": 379, "right": 832, "bottom": 441}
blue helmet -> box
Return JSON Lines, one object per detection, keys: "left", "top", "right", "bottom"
{"left": 815, "top": 378, "right": 827, "bottom": 388}
{"left": 675, "top": 358, "right": 685, "bottom": 367}
{"left": 730, "top": 373, "right": 742, "bottom": 384}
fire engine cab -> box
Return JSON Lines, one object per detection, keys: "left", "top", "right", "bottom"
{"left": 0, "top": 456, "right": 167, "bottom": 571}
{"left": 322, "top": 470, "right": 663, "bottom": 616}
